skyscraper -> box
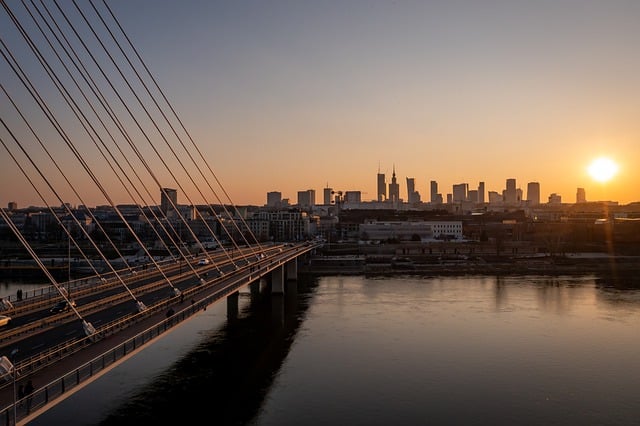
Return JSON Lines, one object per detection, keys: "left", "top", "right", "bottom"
{"left": 406, "top": 177, "right": 420, "bottom": 204}
{"left": 160, "top": 188, "right": 177, "bottom": 214}
{"left": 478, "top": 182, "right": 485, "bottom": 203}
{"left": 430, "top": 180, "right": 438, "bottom": 203}
{"left": 526, "top": 182, "right": 540, "bottom": 205}
{"left": 377, "top": 166, "right": 386, "bottom": 202}
{"left": 406, "top": 177, "right": 414, "bottom": 202}
{"left": 388, "top": 165, "right": 400, "bottom": 203}
{"left": 505, "top": 178, "right": 517, "bottom": 204}
{"left": 297, "top": 189, "right": 316, "bottom": 208}
{"left": 323, "top": 186, "right": 333, "bottom": 205}
{"left": 576, "top": 187, "right": 586, "bottom": 203}
{"left": 452, "top": 183, "right": 468, "bottom": 202}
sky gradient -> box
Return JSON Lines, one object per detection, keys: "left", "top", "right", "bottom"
{"left": 2, "top": 0, "right": 639, "bottom": 207}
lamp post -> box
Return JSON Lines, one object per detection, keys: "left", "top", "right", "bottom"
{"left": 68, "top": 224, "right": 71, "bottom": 296}
{"left": 10, "top": 348, "right": 18, "bottom": 424}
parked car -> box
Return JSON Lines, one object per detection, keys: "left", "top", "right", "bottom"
{"left": 49, "top": 300, "right": 76, "bottom": 314}
{"left": 0, "top": 315, "right": 11, "bottom": 327}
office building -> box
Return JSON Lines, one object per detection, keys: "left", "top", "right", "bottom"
{"left": 266, "top": 191, "right": 282, "bottom": 207}
{"left": 526, "top": 182, "right": 540, "bottom": 206}
{"left": 323, "top": 186, "right": 333, "bottom": 205}
{"left": 160, "top": 188, "right": 177, "bottom": 214}
{"left": 488, "top": 191, "right": 502, "bottom": 204}
{"left": 478, "top": 182, "right": 485, "bottom": 203}
{"left": 430, "top": 180, "right": 438, "bottom": 203}
{"left": 452, "top": 183, "right": 468, "bottom": 203}
{"left": 359, "top": 220, "right": 463, "bottom": 241}
{"left": 377, "top": 168, "right": 386, "bottom": 202}
{"left": 505, "top": 178, "right": 517, "bottom": 204}
{"left": 548, "top": 193, "right": 562, "bottom": 204}
{"left": 406, "top": 177, "right": 415, "bottom": 201}
{"left": 345, "top": 191, "right": 362, "bottom": 203}
{"left": 406, "top": 177, "right": 420, "bottom": 204}
{"left": 576, "top": 188, "right": 586, "bottom": 203}
{"left": 297, "top": 189, "right": 316, "bottom": 209}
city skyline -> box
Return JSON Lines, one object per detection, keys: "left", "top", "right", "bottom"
{"left": 4, "top": 172, "right": 628, "bottom": 210}
{"left": 270, "top": 173, "right": 618, "bottom": 207}
{"left": 2, "top": 1, "right": 639, "bottom": 209}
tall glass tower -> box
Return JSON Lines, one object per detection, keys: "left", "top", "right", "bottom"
{"left": 377, "top": 166, "right": 386, "bottom": 201}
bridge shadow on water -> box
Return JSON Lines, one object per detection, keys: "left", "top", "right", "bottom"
{"left": 96, "top": 274, "right": 318, "bottom": 426}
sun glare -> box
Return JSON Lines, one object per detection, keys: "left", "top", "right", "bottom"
{"left": 588, "top": 157, "right": 618, "bottom": 183}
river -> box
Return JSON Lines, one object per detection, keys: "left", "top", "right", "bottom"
{"left": 14, "top": 274, "right": 640, "bottom": 425}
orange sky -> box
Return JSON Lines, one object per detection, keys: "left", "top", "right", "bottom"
{"left": 1, "top": 1, "right": 638, "bottom": 208}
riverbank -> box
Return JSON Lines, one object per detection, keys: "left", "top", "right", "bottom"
{"left": 300, "top": 253, "right": 640, "bottom": 287}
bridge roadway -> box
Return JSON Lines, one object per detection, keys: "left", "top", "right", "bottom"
{"left": 0, "top": 244, "right": 285, "bottom": 354}
{"left": 0, "top": 241, "right": 319, "bottom": 425}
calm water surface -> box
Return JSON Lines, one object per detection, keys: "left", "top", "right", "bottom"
{"left": 25, "top": 275, "right": 640, "bottom": 425}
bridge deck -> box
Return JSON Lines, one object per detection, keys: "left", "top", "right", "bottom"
{"left": 0, "top": 243, "right": 318, "bottom": 425}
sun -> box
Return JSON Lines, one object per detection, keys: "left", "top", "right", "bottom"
{"left": 588, "top": 157, "right": 618, "bottom": 183}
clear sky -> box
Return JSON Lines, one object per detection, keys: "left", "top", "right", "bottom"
{"left": 1, "top": 0, "right": 639, "bottom": 207}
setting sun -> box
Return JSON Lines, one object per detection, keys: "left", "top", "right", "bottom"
{"left": 588, "top": 157, "right": 618, "bottom": 183}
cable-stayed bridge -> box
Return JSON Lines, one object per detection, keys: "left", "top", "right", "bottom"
{"left": 0, "top": 241, "right": 318, "bottom": 425}
{"left": 0, "top": 1, "right": 321, "bottom": 424}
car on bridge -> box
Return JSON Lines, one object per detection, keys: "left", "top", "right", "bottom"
{"left": 0, "top": 315, "right": 11, "bottom": 327}
{"left": 49, "top": 300, "right": 77, "bottom": 314}
{"left": 198, "top": 259, "right": 210, "bottom": 265}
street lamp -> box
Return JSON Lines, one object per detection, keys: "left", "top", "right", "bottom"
{"left": 10, "top": 348, "right": 19, "bottom": 424}
{"left": 67, "top": 224, "right": 71, "bottom": 297}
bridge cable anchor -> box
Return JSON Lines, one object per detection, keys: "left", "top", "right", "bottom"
{"left": 82, "top": 320, "right": 96, "bottom": 337}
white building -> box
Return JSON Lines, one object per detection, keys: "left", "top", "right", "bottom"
{"left": 359, "top": 220, "right": 463, "bottom": 242}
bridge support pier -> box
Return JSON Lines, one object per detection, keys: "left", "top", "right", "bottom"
{"left": 272, "top": 279, "right": 298, "bottom": 324}
{"left": 227, "top": 291, "right": 239, "bottom": 319}
{"left": 286, "top": 259, "right": 298, "bottom": 280}
{"left": 249, "top": 280, "right": 260, "bottom": 296}
{"left": 271, "top": 265, "right": 284, "bottom": 294}
{"left": 272, "top": 292, "right": 284, "bottom": 325}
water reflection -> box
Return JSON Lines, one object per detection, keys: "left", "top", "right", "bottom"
{"left": 255, "top": 275, "right": 640, "bottom": 426}
{"left": 97, "top": 275, "right": 317, "bottom": 425}
{"left": 24, "top": 274, "right": 640, "bottom": 426}
{"left": 595, "top": 273, "right": 640, "bottom": 290}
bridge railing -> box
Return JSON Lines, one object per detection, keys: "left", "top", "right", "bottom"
{"left": 0, "top": 255, "right": 276, "bottom": 424}
{"left": 0, "top": 296, "right": 206, "bottom": 426}
{"left": 8, "top": 281, "right": 192, "bottom": 381}
{"left": 2, "top": 249, "right": 278, "bottom": 381}
{"left": 0, "top": 244, "right": 317, "bottom": 424}
{"left": 0, "top": 255, "right": 188, "bottom": 307}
